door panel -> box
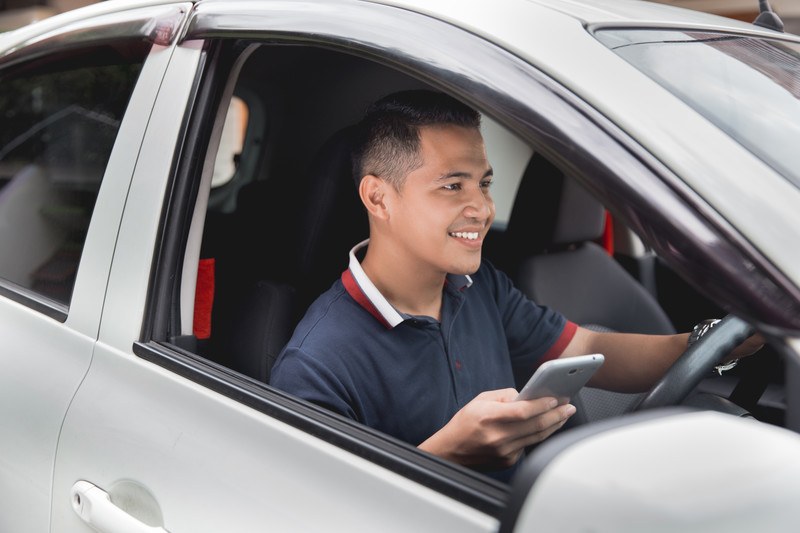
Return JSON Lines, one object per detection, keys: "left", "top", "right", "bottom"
{"left": 53, "top": 345, "right": 496, "bottom": 532}
{"left": 0, "top": 311, "right": 95, "bottom": 533}
{"left": 0, "top": 24, "right": 177, "bottom": 533}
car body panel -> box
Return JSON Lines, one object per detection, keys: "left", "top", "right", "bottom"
{"left": 510, "top": 411, "right": 800, "bottom": 532}
{"left": 0, "top": 306, "right": 94, "bottom": 533}
{"left": 53, "top": 344, "right": 497, "bottom": 532}
{"left": 1, "top": 0, "right": 799, "bottom": 531}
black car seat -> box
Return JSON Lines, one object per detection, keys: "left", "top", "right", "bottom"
{"left": 294, "top": 126, "right": 369, "bottom": 313}
{"left": 202, "top": 177, "right": 299, "bottom": 382}
{"left": 212, "top": 126, "right": 366, "bottom": 383}
{"left": 503, "top": 153, "right": 676, "bottom": 422}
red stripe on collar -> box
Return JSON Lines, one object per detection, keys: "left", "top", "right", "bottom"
{"left": 341, "top": 269, "right": 393, "bottom": 330}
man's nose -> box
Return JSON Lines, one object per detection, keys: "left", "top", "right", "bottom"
{"left": 463, "top": 186, "right": 493, "bottom": 221}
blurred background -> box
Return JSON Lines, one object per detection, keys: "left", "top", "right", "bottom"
{"left": 1, "top": 0, "right": 800, "bottom": 34}
{"left": 0, "top": 0, "right": 95, "bottom": 31}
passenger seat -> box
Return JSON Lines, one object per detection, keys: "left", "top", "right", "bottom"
{"left": 503, "top": 154, "right": 675, "bottom": 422}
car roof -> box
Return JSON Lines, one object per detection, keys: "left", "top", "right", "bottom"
{"left": 377, "top": 0, "right": 792, "bottom": 35}
{"left": 520, "top": 0, "right": 777, "bottom": 31}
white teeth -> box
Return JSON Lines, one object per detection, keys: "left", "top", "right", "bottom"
{"left": 450, "top": 232, "right": 479, "bottom": 240}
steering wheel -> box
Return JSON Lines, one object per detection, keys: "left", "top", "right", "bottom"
{"left": 635, "top": 315, "right": 754, "bottom": 411}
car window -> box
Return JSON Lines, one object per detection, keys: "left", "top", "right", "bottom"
{"left": 212, "top": 96, "right": 249, "bottom": 189}
{"left": 0, "top": 41, "right": 149, "bottom": 305}
{"left": 595, "top": 29, "right": 800, "bottom": 189}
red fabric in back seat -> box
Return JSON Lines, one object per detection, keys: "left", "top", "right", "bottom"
{"left": 194, "top": 258, "right": 215, "bottom": 340}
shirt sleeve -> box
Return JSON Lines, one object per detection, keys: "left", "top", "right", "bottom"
{"left": 270, "top": 345, "right": 359, "bottom": 420}
{"left": 482, "top": 262, "right": 577, "bottom": 387}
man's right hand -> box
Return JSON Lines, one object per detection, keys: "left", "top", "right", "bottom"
{"left": 417, "top": 388, "right": 576, "bottom": 470}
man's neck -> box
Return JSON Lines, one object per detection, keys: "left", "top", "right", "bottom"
{"left": 360, "top": 241, "right": 445, "bottom": 321}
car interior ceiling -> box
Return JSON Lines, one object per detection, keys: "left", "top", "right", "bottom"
{"left": 191, "top": 43, "right": 786, "bottom": 427}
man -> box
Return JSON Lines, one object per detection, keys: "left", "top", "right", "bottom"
{"left": 270, "top": 90, "right": 760, "bottom": 474}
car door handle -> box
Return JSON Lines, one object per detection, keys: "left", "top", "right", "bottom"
{"left": 71, "top": 481, "right": 169, "bottom": 533}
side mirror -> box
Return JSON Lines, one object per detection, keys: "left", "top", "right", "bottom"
{"left": 500, "top": 409, "right": 800, "bottom": 532}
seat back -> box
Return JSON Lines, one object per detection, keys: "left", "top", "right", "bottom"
{"left": 294, "top": 126, "right": 369, "bottom": 311}
{"left": 226, "top": 280, "right": 296, "bottom": 382}
{"left": 200, "top": 179, "right": 300, "bottom": 382}
{"left": 205, "top": 126, "right": 365, "bottom": 382}
{"left": 506, "top": 153, "right": 674, "bottom": 335}
{"left": 505, "top": 154, "right": 675, "bottom": 422}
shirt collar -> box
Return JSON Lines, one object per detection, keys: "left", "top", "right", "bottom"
{"left": 343, "top": 239, "right": 473, "bottom": 329}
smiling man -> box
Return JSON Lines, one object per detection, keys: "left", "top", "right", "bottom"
{"left": 270, "top": 90, "right": 759, "bottom": 477}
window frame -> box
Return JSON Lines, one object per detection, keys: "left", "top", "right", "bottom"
{"left": 138, "top": 0, "right": 797, "bottom": 515}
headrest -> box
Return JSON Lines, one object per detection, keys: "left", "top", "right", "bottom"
{"left": 505, "top": 153, "right": 605, "bottom": 254}
{"left": 296, "top": 126, "right": 369, "bottom": 300}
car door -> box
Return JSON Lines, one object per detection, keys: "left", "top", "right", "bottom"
{"left": 0, "top": 4, "right": 189, "bottom": 532}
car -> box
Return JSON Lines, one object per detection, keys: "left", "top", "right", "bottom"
{"left": 3, "top": 0, "right": 800, "bottom": 531}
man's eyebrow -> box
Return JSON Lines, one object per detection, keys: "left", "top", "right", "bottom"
{"left": 437, "top": 168, "right": 494, "bottom": 180}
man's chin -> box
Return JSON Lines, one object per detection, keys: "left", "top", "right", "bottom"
{"left": 449, "top": 258, "right": 482, "bottom": 276}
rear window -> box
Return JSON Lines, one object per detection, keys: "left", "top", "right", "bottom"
{"left": 595, "top": 29, "right": 800, "bottom": 188}
{"left": 0, "top": 41, "right": 149, "bottom": 305}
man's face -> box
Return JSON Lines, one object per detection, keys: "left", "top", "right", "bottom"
{"left": 384, "top": 124, "right": 495, "bottom": 277}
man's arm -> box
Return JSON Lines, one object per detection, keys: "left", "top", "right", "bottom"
{"left": 561, "top": 326, "right": 762, "bottom": 393}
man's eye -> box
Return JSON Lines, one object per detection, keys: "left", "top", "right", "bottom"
{"left": 480, "top": 180, "right": 493, "bottom": 189}
{"left": 443, "top": 183, "right": 461, "bottom": 191}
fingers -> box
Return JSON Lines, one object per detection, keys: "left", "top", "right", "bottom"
{"left": 483, "top": 394, "right": 563, "bottom": 423}
{"left": 486, "top": 403, "right": 577, "bottom": 468}
{"left": 737, "top": 333, "right": 765, "bottom": 357}
{"left": 509, "top": 403, "right": 576, "bottom": 450}
{"left": 474, "top": 394, "right": 575, "bottom": 442}
{"left": 504, "top": 403, "right": 575, "bottom": 442}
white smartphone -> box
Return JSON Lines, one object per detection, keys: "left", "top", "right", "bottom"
{"left": 515, "top": 354, "right": 605, "bottom": 403}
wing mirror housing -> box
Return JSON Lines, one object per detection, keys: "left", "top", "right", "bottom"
{"left": 501, "top": 409, "right": 800, "bottom": 532}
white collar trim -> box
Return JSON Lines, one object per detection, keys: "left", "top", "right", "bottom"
{"left": 348, "top": 239, "right": 405, "bottom": 328}
{"left": 347, "top": 239, "right": 473, "bottom": 329}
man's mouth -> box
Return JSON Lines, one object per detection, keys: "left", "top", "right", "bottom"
{"left": 449, "top": 231, "right": 480, "bottom": 241}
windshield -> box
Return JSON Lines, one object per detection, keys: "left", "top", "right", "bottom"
{"left": 595, "top": 29, "right": 800, "bottom": 188}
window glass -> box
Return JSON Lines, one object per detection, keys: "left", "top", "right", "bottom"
{"left": 0, "top": 41, "right": 150, "bottom": 304}
{"left": 212, "top": 96, "right": 249, "bottom": 188}
{"left": 596, "top": 29, "right": 800, "bottom": 188}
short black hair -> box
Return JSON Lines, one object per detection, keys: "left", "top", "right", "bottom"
{"left": 352, "top": 90, "right": 481, "bottom": 189}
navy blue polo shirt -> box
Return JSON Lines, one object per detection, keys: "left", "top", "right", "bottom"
{"left": 270, "top": 240, "right": 576, "bottom": 449}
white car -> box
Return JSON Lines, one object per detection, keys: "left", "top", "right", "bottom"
{"left": 3, "top": 0, "right": 800, "bottom": 531}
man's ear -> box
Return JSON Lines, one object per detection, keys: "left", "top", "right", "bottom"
{"left": 359, "top": 174, "right": 391, "bottom": 220}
